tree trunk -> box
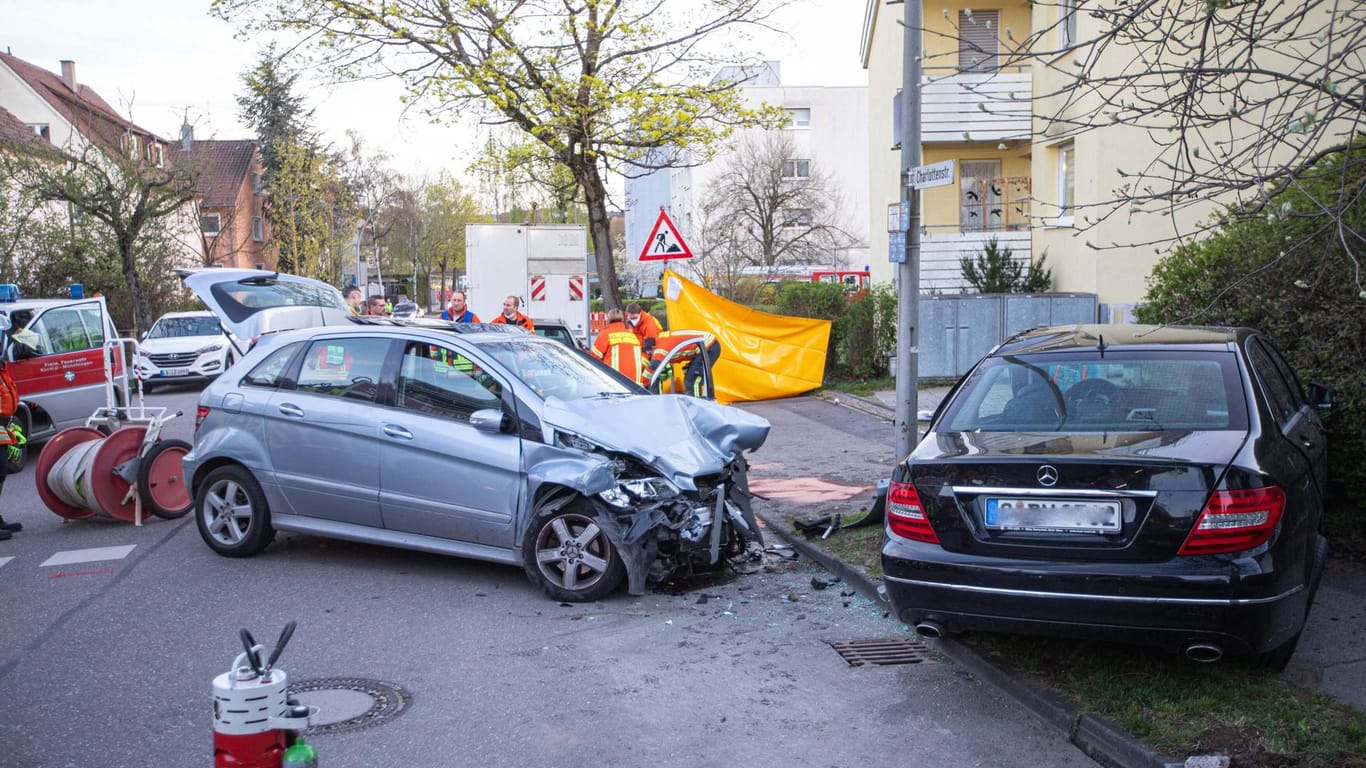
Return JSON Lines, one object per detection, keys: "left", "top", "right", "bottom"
{"left": 580, "top": 165, "right": 621, "bottom": 310}
{"left": 118, "top": 237, "right": 153, "bottom": 334}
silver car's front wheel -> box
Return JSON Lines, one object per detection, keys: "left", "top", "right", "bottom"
{"left": 195, "top": 465, "right": 273, "bottom": 557}
{"left": 523, "top": 503, "right": 625, "bottom": 602}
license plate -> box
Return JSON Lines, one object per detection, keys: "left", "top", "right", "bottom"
{"left": 985, "top": 497, "right": 1120, "bottom": 533}
{"left": 161, "top": 369, "right": 189, "bottom": 377}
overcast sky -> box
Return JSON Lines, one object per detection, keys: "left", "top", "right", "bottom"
{"left": 3, "top": 0, "right": 867, "bottom": 180}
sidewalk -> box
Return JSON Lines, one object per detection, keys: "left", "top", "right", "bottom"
{"left": 773, "top": 387, "right": 1366, "bottom": 767}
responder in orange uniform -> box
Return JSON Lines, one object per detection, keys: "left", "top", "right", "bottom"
{"left": 625, "top": 302, "right": 662, "bottom": 353}
{"left": 492, "top": 296, "right": 534, "bottom": 331}
{"left": 0, "top": 310, "right": 26, "bottom": 539}
{"left": 591, "top": 309, "right": 646, "bottom": 384}
{"left": 645, "top": 329, "right": 721, "bottom": 398}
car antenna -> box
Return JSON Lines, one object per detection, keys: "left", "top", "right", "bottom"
{"left": 1097, "top": 333, "right": 1107, "bottom": 357}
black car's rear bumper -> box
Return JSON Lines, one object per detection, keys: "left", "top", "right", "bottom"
{"left": 881, "top": 534, "right": 1310, "bottom": 656}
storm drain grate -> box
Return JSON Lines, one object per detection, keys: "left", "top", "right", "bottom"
{"left": 829, "top": 637, "right": 933, "bottom": 667}
{"left": 289, "top": 677, "right": 412, "bottom": 735}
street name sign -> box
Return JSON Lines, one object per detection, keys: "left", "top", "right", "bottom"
{"left": 906, "top": 160, "right": 956, "bottom": 189}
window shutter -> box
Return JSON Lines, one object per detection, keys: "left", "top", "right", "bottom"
{"left": 958, "top": 11, "right": 1000, "bottom": 72}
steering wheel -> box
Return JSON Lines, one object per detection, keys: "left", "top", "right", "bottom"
{"left": 338, "top": 376, "right": 375, "bottom": 400}
{"left": 1065, "top": 378, "right": 1121, "bottom": 410}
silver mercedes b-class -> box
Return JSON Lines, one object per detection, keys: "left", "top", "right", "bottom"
{"left": 178, "top": 269, "right": 769, "bottom": 602}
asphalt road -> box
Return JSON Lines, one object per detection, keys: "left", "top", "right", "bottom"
{"left": 0, "top": 386, "right": 1097, "bottom": 767}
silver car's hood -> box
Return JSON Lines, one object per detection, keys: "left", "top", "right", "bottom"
{"left": 542, "top": 395, "right": 769, "bottom": 490}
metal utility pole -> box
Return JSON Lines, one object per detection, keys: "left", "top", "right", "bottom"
{"left": 894, "top": 0, "right": 924, "bottom": 462}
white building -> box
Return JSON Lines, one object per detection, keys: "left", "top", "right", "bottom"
{"left": 625, "top": 62, "right": 871, "bottom": 287}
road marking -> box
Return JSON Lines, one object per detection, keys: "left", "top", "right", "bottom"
{"left": 0, "top": 556, "right": 13, "bottom": 569}
{"left": 52, "top": 567, "right": 116, "bottom": 578}
{"left": 40, "top": 545, "right": 137, "bottom": 567}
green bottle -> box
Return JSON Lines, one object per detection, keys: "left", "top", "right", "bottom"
{"left": 282, "top": 737, "right": 318, "bottom": 768}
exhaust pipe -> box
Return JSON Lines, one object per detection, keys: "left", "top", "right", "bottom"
{"left": 1184, "top": 642, "right": 1223, "bottom": 663}
{"left": 913, "top": 621, "right": 944, "bottom": 639}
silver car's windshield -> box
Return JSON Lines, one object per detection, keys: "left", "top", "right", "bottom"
{"left": 484, "top": 338, "right": 633, "bottom": 400}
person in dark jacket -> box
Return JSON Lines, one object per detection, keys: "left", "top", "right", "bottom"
{"left": 441, "top": 291, "right": 480, "bottom": 322}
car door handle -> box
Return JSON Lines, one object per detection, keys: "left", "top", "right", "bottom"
{"left": 277, "top": 403, "right": 305, "bottom": 418}
{"left": 383, "top": 424, "right": 414, "bottom": 440}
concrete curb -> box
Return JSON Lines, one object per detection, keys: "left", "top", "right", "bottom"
{"left": 816, "top": 389, "right": 896, "bottom": 422}
{"left": 755, "top": 503, "right": 1174, "bottom": 768}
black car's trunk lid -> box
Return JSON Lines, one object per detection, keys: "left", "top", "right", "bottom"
{"left": 902, "top": 429, "right": 1249, "bottom": 561}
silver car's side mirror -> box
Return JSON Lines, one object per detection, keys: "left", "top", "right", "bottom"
{"left": 470, "top": 408, "right": 508, "bottom": 433}
{"left": 0, "top": 311, "right": 10, "bottom": 333}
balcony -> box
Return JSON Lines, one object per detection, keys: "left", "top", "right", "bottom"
{"left": 921, "top": 69, "right": 1031, "bottom": 143}
{"left": 919, "top": 229, "right": 1032, "bottom": 294}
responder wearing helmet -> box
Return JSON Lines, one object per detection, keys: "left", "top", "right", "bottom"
{"left": 645, "top": 329, "right": 721, "bottom": 398}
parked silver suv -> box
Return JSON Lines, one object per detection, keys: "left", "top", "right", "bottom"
{"left": 180, "top": 270, "right": 769, "bottom": 602}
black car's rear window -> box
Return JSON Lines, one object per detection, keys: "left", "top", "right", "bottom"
{"left": 940, "top": 350, "right": 1249, "bottom": 432}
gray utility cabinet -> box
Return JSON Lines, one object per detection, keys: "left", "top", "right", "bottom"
{"left": 916, "top": 293, "right": 1097, "bottom": 379}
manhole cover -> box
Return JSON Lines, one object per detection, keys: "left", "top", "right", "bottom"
{"left": 289, "top": 677, "right": 411, "bottom": 735}
{"left": 830, "top": 637, "right": 932, "bottom": 667}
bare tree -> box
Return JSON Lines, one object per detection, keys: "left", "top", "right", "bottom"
{"left": 339, "top": 130, "right": 402, "bottom": 289}
{"left": 469, "top": 128, "right": 586, "bottom": 224}
{"left": 209, "top": 0, "right": 787, "bottom": 310}
{"left": 946, "top": 0, "right": 1365, "bottom": 289}
{"left": 1, "top": 116, "right": 198, "bottom": 332}
{"left": 687, "top": 131, "right": 858, "bottom": 301}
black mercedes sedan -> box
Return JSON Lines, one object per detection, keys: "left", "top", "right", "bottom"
{"left": 881, "top": 325, "right": 1333, "bottom": 669}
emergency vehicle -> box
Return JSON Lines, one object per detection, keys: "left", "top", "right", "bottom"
{"left": 738, "top": 265, "right": 872, "bottom": 292}
{"left": 0, "top": 285, "right": 129, "bottom": 469}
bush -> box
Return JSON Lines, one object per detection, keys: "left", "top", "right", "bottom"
{"left": 834, "top": 284, "right": 898, "bottom": 380}
{"left": 777, "top": 282, "right": 850, "bottom": 381}
{"left": 1137, "top": 143, "right": 1366, "bottom": 550}
{"left": 776, "top": 281, "right": 847, "bottom": 319}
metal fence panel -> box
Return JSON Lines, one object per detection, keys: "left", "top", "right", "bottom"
{"left": 915, "top": 293, "right": 1097, "bottom": 379}
{"left": 918, "top": 296, "right": 958, "bottom": 379}
{"left": 956, "top": 295, "right": 1004, "bottom": 373}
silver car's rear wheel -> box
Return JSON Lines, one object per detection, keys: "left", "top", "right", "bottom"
{"left": 195, "top": 465, "right": 273, "bottom": 557}
{"left": 523, "top": 503, "right": 625, "bottom": 602}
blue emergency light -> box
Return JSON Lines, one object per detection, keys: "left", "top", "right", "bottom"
{"left": 0, "top": 284, "right": 19, "bottom": 302}
{"left": 70, "top": 283, "right": 84, "bottom": 299}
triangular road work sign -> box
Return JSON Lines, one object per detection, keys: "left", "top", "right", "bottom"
{"left": 639, "top": 208, "right": 694, "bottom": 261}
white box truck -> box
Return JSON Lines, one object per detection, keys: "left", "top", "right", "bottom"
{"left": 465, "top": 224, "right": 592, "bottom": 346}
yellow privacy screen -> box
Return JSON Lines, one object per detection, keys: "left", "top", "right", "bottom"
{"left": 662, "top": 269, "right": 830, "bottom": 404}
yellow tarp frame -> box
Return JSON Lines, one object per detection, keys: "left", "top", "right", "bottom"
{"left": 662, "top": 269, "right": 830, "bottom": 404}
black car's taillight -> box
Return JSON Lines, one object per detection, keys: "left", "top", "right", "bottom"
{"left": 1177, "top": 486, "right": 1285, "bottom": 556}
{"left": 195, "top": 405, "right": 210, "bottom": 433}
{"left": 887, "top": 480, "right": 940, "bottom": 544}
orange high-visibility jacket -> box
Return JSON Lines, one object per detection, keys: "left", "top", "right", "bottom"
{"left": 647, "top": 330, "right": 716, "bottom": 370}
{"left": 628, "top": 311, "right": 662, "bottom": 349}
{"left": 591, "top": 322, "right": 646, "bottom": 384}
{"left": 492, "top": 312, "right": 534, "bottom": 331}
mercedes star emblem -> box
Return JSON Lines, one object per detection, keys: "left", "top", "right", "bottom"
{"left": 1037, "top": 465, "right": 1058, "bottom": 487}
